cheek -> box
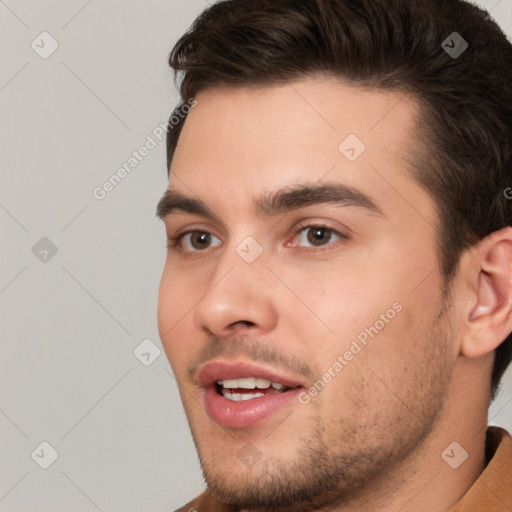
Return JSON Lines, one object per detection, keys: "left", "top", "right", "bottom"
{"left": 284, "top": 262, "right": 400, "bottom": 336}
{"left": 157, "top": 265, "right": 175, "bottom": 340}
{"left": 157, "top": 259, "right": 204, "bottom": 327}
{"left": 281, "top": 247, "right": 441, "bottom": 368}
{"left": 157, "top": 263, "right": 199, "bottom": 369}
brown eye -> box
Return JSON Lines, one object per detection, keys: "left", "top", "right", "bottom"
{"left": 179, "top": 231, "right": 222, "bottom": 251}
{"left": 307, "top": 227, "right": 333, "bottom": 246}
{"left": 191, "top": 232, "right": 211, "bottom": 249}
{"left": 294, "top": 225, "right": 343, "bottom": 248}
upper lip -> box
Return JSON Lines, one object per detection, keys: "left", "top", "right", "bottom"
{"left": 197, "top": 359, "right": 306, "bottom": 389}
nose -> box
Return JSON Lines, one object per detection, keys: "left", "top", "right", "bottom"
{"left": 192, "top": 248, "right": 278, "bottom": 337}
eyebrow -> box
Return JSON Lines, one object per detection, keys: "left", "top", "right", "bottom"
{"left": 156, "top": 183, "right": 384, "bottom": 221}
{"left": 156, "top": 189, "right": 223, "bottom": 222}
{"left": 256, "top": 183, "right": 383, "bottom": 217}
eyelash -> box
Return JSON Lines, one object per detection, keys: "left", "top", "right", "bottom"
{"left": 166, "top": 222, "right": 349, "bottom": 253}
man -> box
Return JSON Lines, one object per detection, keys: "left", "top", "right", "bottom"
{"left": 156, "top": 0, "right": 512, "bottom": 510}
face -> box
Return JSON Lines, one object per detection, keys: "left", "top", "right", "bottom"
{"left": 157, "top": 79, "right": 457, "bottom": 511}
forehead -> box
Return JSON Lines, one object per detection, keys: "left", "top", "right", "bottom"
{"left": 168, "top": 78, "right": 432, "bottom": 223}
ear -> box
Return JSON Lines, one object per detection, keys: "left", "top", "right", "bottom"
{"left": 461, "top": 227, "right": 512, "bottom": 358}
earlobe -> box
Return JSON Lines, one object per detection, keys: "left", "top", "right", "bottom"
{"left": 462, "top": 230, "right": 512, "bottom": 359}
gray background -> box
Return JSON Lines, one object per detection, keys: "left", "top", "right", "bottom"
{"left": 1, "top": 1, "right": 511, "bottom": 511}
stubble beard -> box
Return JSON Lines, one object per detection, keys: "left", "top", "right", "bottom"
{"left": 185, "top": 299, "right": 455, "bottom": 511}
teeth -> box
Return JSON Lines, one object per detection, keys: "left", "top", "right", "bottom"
{"left": 223, "top": 377, "right": 255, "bottom": 389}
{"left": 222, "top": 390, "right": 265, "bottom": 401}
{"left": 217, "top": 378, "right": 291, "bottom": 402}
{"left": 215, "top": 378, "right": 285, "bottom": 390}
{"left": 255, "top": 378, "right": 271, "bottom": 389}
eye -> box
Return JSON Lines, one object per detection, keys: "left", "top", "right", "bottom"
{"left": 170, "top": 231, "right": 222, "bottom": 252}
{"left": 293, "top": 225, "right": 344, "bottom": 248}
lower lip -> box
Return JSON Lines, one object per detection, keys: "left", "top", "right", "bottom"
{"left": 203, "top": 386, "right": 302, "bottom": 428}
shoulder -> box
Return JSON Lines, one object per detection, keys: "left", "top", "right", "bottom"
{"left": 448, "top": 426, "right": 512, "bottom": 512}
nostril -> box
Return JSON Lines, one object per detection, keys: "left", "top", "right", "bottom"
{"left": 230, "top": 320, "right": 256, "bottom": 328}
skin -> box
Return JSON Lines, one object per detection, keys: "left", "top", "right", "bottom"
{"left": 157, "top": 78, "right": 512, "bottom": 512}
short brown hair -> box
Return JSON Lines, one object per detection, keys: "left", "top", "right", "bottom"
{"left": 166, "top": 0, "right": 512, "bottom": 400}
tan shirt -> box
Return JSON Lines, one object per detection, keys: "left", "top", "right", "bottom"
{"left": 176, "top": 426, "right": 512, "bottom": 512}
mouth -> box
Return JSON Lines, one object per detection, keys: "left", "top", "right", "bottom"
{"left": 197, "top": 360, "right": 305, "bottom": 428}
